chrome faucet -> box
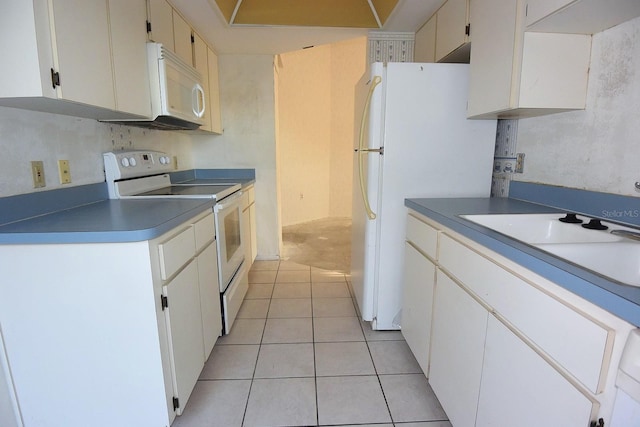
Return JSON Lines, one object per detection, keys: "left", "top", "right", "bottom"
{"left": 610, "top": 229, "right": 640, "bottom": 241}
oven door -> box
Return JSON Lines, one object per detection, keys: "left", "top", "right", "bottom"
{"left": 214, "top": 191, "right": 245, "bottom": 290}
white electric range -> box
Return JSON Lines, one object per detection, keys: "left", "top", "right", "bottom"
{"left": 104, "top": 150, "right": 246, "bottom": 334}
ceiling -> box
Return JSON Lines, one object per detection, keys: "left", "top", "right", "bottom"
{"left": 169, "top": 0, "right": 444, "bottom": 54}
{"left": 214, "top": 0, "right": 399, "bottom": 28}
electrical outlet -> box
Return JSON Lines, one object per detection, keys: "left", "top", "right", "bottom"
{"left": 58, "top": 160, "right": 71, "bottom": 184}
{"left": 31, "top": 161, "right": 46, "bottom": 188}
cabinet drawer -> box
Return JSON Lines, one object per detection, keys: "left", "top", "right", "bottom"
{"left": 439, "top": 233, "right": 612, "bottom": 393}
{"left": 406, "top": 214, "right": 438, "bottom": 260}
{"left": 193, "top": 212, "right": 215, "bottom": 251}
{"left": 158, "top": 226, "right": 195, "bottom": 280}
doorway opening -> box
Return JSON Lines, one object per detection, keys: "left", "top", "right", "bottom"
{"left": 274, "top": 37, "right": 367, "bottom": 273}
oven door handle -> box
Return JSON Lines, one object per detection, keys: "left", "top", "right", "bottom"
{"left": 214, "top": 191, "right": 243, "bottom": 212}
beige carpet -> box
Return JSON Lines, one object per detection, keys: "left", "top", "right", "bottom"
{"left": 281, "top": 217, "right": 351, "bottom": 273}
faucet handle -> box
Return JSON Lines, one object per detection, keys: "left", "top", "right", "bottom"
{"left": 582, "top": 219, "right": 608, "bottom": 230}
{"left": 559, "top": 213, "right": 583, "bottom": 224}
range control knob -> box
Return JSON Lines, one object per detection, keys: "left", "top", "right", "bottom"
{"left": 129, "top": 157, "right": 137, "bottom": 167}
{"left": 165, "top": 156, "right": 172, "bottom": 165}
{"left": 120, "top": 157, "right": 130, "bottom": 167}
{"left": 159, "top": 156, "right": 168, "bottom": 165}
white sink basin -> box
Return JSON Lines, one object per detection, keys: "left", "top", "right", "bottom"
{"left": 460, "top": 213, "right": 625, "bottom": 244}
{"left": 460, "top": 213, "right": 640, "bottom": 287}
{"left": 536, "top": 242, "right": 640, "bottom": 287}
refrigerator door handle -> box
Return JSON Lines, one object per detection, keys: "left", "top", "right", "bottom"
{"left": 357, "top": 75, "right": 382, "bottom": 220}
{"left": 355, "top": 147, "right": 384, "bottom": 154}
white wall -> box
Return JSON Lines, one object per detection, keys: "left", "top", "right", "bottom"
{"left": 0, "top": 54, "right": 280, "bottom": 261}
{"left": 515, "top": 16, "right": 640, "bottom": 197}
{"left": 329, "top": 38, "right": 367, "bottom": 217}
{"left": 277, "top": 45, "right": 332, "bottom": 226}
{"left": 0, "top": 106, "right": 193, "bottom": 198}
{"left": 276, "top": 37, "right": 367, "bottom": 226}
{"left": 190, "top": 54, "right": 280, "bottom": 259}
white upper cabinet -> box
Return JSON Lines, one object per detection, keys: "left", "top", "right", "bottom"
{"left": 51, "top": 0, "right": 115, "bottom": 109}
{"left": 207, "top": 48, "right": 223, "bottom": 134}
{"left": 147, "top": 0, "right": 175, "bottom": 50}
{"left": 435, "top": 0, "right": 470, "bottom": 62}
{"left": 109, "top": 0, "right": 152, "bottom": 117}
{"left": 193, "top": 33, "right": 212, "bottom": 131}
{"left": 173, "top": 10, "right": 193, "bottom": 65}
{"left": 525, "top": 0, "right": 573, "bottom": 26}
{"left": 415, "top": 0, "right": 470, "bottom": 64}
{"left": 525, "top": 0, "right": 640, "bottom": 33}
{"left": 467, "top": 0, "right": 591, "bottom": 119}
{"left": 0, "top": 1, "right": 151, "bottom": 120}
{"left": 414, "top": 14, "right": 436, "bottom": 63}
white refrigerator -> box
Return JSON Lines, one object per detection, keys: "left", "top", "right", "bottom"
{"left": 351, "top": 62, "right": 497, "bottom": 330}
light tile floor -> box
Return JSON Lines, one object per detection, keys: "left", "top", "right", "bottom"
{"left": 173, "top": 260, "right": 452, "bottom": 427}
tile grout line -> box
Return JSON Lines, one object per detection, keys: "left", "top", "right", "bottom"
{"left": 240, "top": 260, "right": 279, "bottom": 427}
{"left": 357, "top": 304, "right": 396, "bottom": 425}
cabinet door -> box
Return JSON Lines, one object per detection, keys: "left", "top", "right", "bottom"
{"left": 249, "top": 202, "right": 257, "bottom": 263}
{"left": 109, "top": 0, "right": 152, "bottom": 117}
{"left": 430, "top": 270, "right": 488, "bottom": 427}
{"left": 476, "top": 316, "right": 596, "bottom": 427}
{"left": 0, "top": 328, "right": 20, "bottom": 427}
{"left": 197, "top": 243, "right": 222, "bottom": 359}
{"left": 401, "top": 242, "right": 436, "bottom": 375}
{"left": 163, "top": 261, "right": 204, "bottom": 415}
{"left": 172, "top": 10, "right": 193, "bottom": 65}
{"left": 193, "top": 33, "right": 212, "bottom": 131}
{"left": 435, "top": 0, "right": 469, "bottom": 61}
{"left": 242, "top": 194, "right": 252, "bottom": 269}
{"left": 467, "top": 0, "right": 518, "bottom": 117}
{"left": 207, "top": 47, "right": 223, "bottom": 134}
{"left": 147, "top": 0, "right": 174, "bottom": 50}
{"left": 525, "top": 0, "right": 574, "bottom": 26}
{"left": 414, "top": 14, "right": 436, "bottom": 63}
{"left": 50, "top": 0, "right": 115, "bottom": 109}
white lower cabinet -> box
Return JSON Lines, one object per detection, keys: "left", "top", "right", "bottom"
{"left": 197, "top": 242, "right": 222, "bottom": 359}
{"left": 401, "top": 242, "right": 436, "bottom": 375}
{"left": 241, "top": 185, "right": 257, "bottom": 267}
{"left": 429, "top": 271, "right": 488, "bottom": 427}
{"left": 402, "top": 209, "right": 636, "bottom": 426}
{"left": 158, "top": 211, "right": 221, "bottom": 416}
{"left": 0, "top": 327, "right": 21, "bottom": 427}
{"left": 477, "top": 316, "right": 595, "bottom": 427}
{"left": 0, "top": 209, "right": 221, "bottom": 426}
{"left": 163, "top": 261, "right": 204, "bottom": 415}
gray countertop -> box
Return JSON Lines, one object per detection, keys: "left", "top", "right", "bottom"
{"left": 0, "top": 168, "right": 255, "bottom": 245}
{"left": 405, "top": 197, "right": 640, "bottom": 327}
{"left": 0, "top": 198, "right": 214, "bottom": 244}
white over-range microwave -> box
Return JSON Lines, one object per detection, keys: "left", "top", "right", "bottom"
{"left": 106, "top": 42, "right": 206, "bottom": 130}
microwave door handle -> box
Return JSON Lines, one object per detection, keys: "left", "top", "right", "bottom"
{"left": 192, "top": 84, "right": 206, "bottom": 118}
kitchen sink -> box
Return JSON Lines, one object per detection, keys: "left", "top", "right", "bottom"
{"left": 460, "top": 213, "right": 640, "bottom": 287}
{"left": 536, "top": 242, "right": 640, "bottom": 287}
{"left": 459, "top": 213, "right": 625, "bottom": 244}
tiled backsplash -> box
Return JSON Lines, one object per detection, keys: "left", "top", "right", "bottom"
{"left": 491, "top": 119, "right": 519, "bottom": 197}
{"left": 368, "top": 32, "right": 415, "bottom": 63}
